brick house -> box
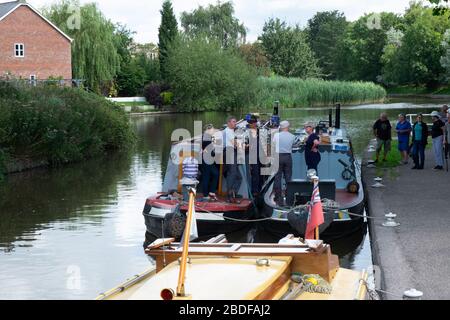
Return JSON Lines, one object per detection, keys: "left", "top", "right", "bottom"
{"left": 0, "top": 0, "right": 72, "bottom": 82}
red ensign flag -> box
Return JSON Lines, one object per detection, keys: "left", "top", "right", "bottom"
{"left": 305, "top": 179, "right": 325, "bottom": 240}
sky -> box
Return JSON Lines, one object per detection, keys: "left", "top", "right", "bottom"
{"left": 16, "top": 0, "right": 414, "bottom": 44}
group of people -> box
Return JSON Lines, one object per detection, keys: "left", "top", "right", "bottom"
{"left": 181, "top": 115, "right": 322, "bottom": 205}
{"left": 373, "top": 105, "right": 450, "bottom": 170}
{"left": 181, "top": 115, "right": 264, "bottom": 204}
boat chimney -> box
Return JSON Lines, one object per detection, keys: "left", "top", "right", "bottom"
{"left": 273, "top": 101, "right": 280, "bottom": 116}
{"left": 335, "top": 103, "right": 341, "bottom": 129}
{"left": 329, "top": 109, "right": 333, "bottom": 128}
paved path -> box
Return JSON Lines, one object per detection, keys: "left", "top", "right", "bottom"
{"left": 363, "top": 144, "right": 450, "bottom": 300}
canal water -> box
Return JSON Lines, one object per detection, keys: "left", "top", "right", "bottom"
{"left": 0, "top": 98, "right": 446, "bottom": 299}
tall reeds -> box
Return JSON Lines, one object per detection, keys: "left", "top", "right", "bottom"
{"left": 255, "top": 76, "right": 387, "bottom": 108}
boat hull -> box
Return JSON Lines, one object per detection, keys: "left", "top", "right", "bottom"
{"left": 258, "top": 183, "right": 366, "bottom": 242}
{"left": 143, "top": 206, "right": 255, "bottom": 244}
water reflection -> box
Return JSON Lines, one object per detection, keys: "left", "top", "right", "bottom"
{"left": 0, "top": 99, "right": 446, "bottom": 299}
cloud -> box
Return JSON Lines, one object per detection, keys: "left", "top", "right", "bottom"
{"left": 19, "top": 0, "right": 412, "bottom": 44}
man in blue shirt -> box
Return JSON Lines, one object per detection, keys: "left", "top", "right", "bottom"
{"left": 396, "top": 113, "right": 412, "bottom": 165}
{"left": 411, "top": 114, "right": 428, "bottom": 170}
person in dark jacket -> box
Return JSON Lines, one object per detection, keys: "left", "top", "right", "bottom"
{"left": 201, "top": 124, "right": 219, "bottom": 200}
{"left": 411, "top": 114, "right": 429, "bottom": 170}
{"left": 304, "top": 122, "right": 321, "bottom": 171}
{"left": 373, "top": 113, "right": 392, "bottom": 163}
{"left": 431, "top": 111, "right": 446, "bottom": 170}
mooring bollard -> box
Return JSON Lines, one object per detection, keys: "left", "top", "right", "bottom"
{"left": 382, "top": 212, "right": 400, "bottom": 227}
{"left": 403, "top": 289, "right": 423, "bottom": 300}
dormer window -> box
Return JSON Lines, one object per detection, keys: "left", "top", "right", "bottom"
{"left": 14, "top": 43, "right": 24, "bottom": 57}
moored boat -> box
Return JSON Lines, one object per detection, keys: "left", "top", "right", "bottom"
{"left": 258, "top": 105, "right": 365, "bottom": 241}
{"left": 142, "top": 120, "right": 259, "bottom": 243}
{"left": 97, "top": 189, "right": 368, "bottom": 301}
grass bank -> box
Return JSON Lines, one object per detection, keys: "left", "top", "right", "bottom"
{"left": 0, "top": 82, "right": 135, "bottom": 178}
{"left": 387, "top": 85, "right": 450, "bottom": 96}
{"left": 254, "top": 76, "right": 387, "bottom": 108}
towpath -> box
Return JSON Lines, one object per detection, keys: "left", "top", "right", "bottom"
{"left": 363, "top": 145, "right": 450, "bottom": 300}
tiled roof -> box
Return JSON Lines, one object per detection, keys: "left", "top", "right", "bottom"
{"left": 0, "top": 1, "right": 20, "bottom": 20}
{"left": 0, "top": 1, "right": 72, "bottom": 42}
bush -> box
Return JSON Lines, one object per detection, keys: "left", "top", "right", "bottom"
{"left": 165, "top": 37, "right": 258, "bottom": 112}
{"left": 143, "top": 82, "right": 161, "bottom": 107}
{"left": 0, "top": 82, "right": 135, "bottom": 167}
{"left": 161, "top": 91, "right": 174, "bottom": 105}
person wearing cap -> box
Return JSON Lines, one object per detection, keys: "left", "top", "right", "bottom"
{"left": 431, "top": 111, "right": 445, "bottom": 170}
{"left": 396, "top": 113, "right": 412, "bottom": 165}
{"left": 272, "top": 121, "right": 296, "bottom": 206}
{"left": 411, "top": 114, "right": 429, "bottom": 170}
{"left": 373, "top": 113, "right": 392, "bottom": 163}
{"left": 439, "top": 105, "right": 449, "bottom": 124}
{"left": 304, "top": 122, "right": 321, "bottom": 172}
{"left": 246, "top": 115, "right": 263, "bottom": 196}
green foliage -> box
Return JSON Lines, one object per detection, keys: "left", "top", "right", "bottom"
{"left": 43, "top": 0, "right": 121, "bottom": 93}
{"left": 165, "top": 37, "right": 257, "bottom": 111}
{"left": 306, "top": 11, "right": 348, "bottom": 79}
{"left": 238, "top": 43, "right": 270, "bottom": 76}
{"left": 382, "top": 4, "right": 450, "bottom": 87}
{"left": 158, "top": 0, "right": 178, "bottom": 80}
{"left": 336, "top": 12, "right": 402, "bottom": 82}
{"left": 0, "top": 148, "right": 5, "bottom": 182}
{"left": 0, "top": 83, "right": 135, "bottom": 167}
{"left": 259, "top": 18, "right": 321, "bottom": 79}
{"left": 427, "top": 0, "right": 450, "bottom": 15}
{"left": 181, "top": 1, "right": 246, "bottom": 48}
{"left": 161, "top": 91, "right": 174, "bottom": 105}
{"left": 255, "top": 76, "right": 387, "bottom": 108}
{"left": 116, "top": 59, "right": 147, "bottom": 97}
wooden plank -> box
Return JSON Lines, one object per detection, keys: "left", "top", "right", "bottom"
{"left": 205, "top": 234, "right": 227, "bottom": 244}
{"left": 147, "top": 238, "right": 175, "bottom": 250}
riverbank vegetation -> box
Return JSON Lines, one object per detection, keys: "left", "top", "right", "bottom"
{"left": 255, "top": 77, "right": 386, "bottom": 108}
{"left": 165, "top": 38, "right": 257, "bottom": 111}
{"left": 40, "top": 0, "right": 450, "bottom": 110}
{"left": 0, "top": 83, "right": 135, "bottom": 178}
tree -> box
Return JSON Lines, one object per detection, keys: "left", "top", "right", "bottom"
{"left": 43, "top": 0, "right": 120, "bottom": 93}
{"left": 441, "top": 30, "right": 450, "bottom": 81}
{"left": 158, "top": 0, "right": 178, "bottom": 80}
{"left": 238, "top": 42, "right": 270, "bottom": 75}
{"left": 165, "top": 37, "right": 257, "bottom": 111}
{"left": 428, "top": 0, "right": 450, "bottom": 15}
{"left": 382, "top": 3, "right": 450, "bottom": 87}
{"left": 116, "top": 59, "right": 147, "bottom": 97}
{"left": 306, "top": 11, "right": 348, "bottom": 79}
{"left": 259, "top": 18, "right": 321, "bottom": 78}
{"left": 380, "top": 28, "right": 404, "bottom": 86}
{"left": 181, "top": 1, "right": 246, "bottom": 48}
{"left": 335, "top": 12, "right": 402, "bottom": 82}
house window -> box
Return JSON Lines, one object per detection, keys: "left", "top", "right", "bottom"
{"left": 30, "top": 75, "right": 37, "bottom": 86}
{"left": 14, "top": 43, "right": 24, "bottom": 57}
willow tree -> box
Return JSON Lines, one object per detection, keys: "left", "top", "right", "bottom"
{"left": 181, "top": 1, "right": 246, "bottom": 48}
{"left": 43, "top": 0, "right": 120, "bottom": 93}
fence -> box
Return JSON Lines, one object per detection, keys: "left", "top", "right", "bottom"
{"left": 0, "top": 78, "right": 84, "bottom": 88}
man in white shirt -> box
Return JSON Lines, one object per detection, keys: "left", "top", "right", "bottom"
{"left": 272, "top": 121, "right": 296, "bottom": 207}
{"left": 223, "top": 116, "right": 242, "bottom": 203}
